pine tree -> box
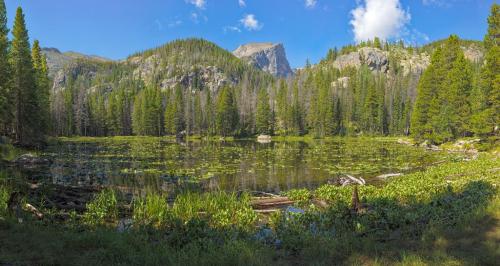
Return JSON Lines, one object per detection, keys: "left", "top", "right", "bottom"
{"left": 0, "top": 0, "right": 11, "bottom": 135}
{"left": 255, "top": 88, "right": 272, "bottom": 135}
{"left": 193, "top": 92, "right": 203, "bottom": 135}
{"left": 132, "top": 91, "right": 144, "bottom": 135}
{"left": 10, "top": 7, "right": 40, "bottom": 146}
{"left": 216, "top": 87, "right": 238, "bottom": 136}
{"left": 276, "top": 80, "right": 289, "bottom": 134}
{"left": 204, "top": 90, "right": 215, "bottom": 136}
{"left": 164, "top": 86, "right": 185, "bottom": 135}
{"left": 473, "top": 3, "right": 499, "bottom": 136}
{"left": 32, "top": 40, "right": 51, "bottom": 135}
{"left": 412, "top": 35, "right": 474, "bottom": 143}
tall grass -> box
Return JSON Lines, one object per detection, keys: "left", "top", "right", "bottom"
{"left": 83, "top": 189, "right": 118, "bottom": 226}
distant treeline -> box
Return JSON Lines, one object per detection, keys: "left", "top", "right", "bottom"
{"left": 0, "top": 2, "right": 498, "bottom": 146}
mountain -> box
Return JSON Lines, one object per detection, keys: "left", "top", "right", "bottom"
{"left": 42, "top": 48, "right": 111, "bottom": 77}
{"left": 233, "top": 43, "right": 293, "bottom": 77}
{"left": 48, "top": 39, "right": 274, "bottom": 94}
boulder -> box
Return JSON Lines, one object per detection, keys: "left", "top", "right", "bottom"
{"left": 257, "top": 135, "right": 272, "bottom": 144}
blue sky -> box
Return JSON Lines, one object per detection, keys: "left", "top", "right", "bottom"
{"left": 4, "top": 0, "right": 495, "bottom": 68}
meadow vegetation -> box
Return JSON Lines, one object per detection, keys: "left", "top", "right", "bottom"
{"left": 0, "top": 154, "right": 498, "bottom": 265}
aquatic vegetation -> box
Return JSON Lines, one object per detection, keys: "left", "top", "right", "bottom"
{"left": 171, "top": 192, "right": 257, "bottom": 231}
{"left": 133, "top": 193, "right": 170, "bottom": 228}
{"left": 32, "top": 137, "right": 466, "bottom": 193}
{"left": 0, "top": 155, "right": 498, "bottom": 265}
{"left": 83, "top": 189, "right": 118, "bottom": 226}
{"left": 0, "top": 186, "right": 9, "bottom": 215}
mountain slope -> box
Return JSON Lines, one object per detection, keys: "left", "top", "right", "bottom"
{"left": 42, "top": 48, "right": 111, "bottom": 77}
{"left": 233, "top": 43, "right": 293, "bottom": 77}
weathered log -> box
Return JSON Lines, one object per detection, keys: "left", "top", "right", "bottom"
{"left": 251, "top": 197, "right": 294, "bottom": 210}
{"left": 23, "top": 203, "right": 44, "bottom": 220}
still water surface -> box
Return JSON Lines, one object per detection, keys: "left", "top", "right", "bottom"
{"left": 23, "top": 137, "right": 463, "bottom": 194}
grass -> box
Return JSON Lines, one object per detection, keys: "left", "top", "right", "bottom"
{"left": 0, "top": 154, "right": 498, "bottom": 265}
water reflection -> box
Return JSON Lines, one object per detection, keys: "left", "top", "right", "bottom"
{"left": 25, "top": 138, "right": 462, "bottom": 193}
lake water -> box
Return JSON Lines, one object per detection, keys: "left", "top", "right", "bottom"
{"left": 15, "top": 137, "right": 463, "bottom": 194}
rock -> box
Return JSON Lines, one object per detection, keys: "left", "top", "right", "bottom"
{"left": 285, "top": 206, "right": 305, "bottom": 215}
{"left": 117, "top": 218, "right": 133, "bottom": 233}
{"left": 233, "top": 43, "right": 293, "bottom": 77}
{"left": 333, "top": 47, "right": 389, "bottom": 73}
{"left": 42, "top": 47, "right": 111, "bottom": 78}
{"left": 462, "top": 45, "right": 484, "bottom": 63}
{"left": 332, "top": 47, "right": 430, "bottom": 76}
{"left": 332, "top": 77, "right": 350, "bottom": 89}
{"left": 257, "top": 135, "right": 272, "bottom": 144}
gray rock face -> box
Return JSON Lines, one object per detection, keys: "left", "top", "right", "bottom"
{"left": 332, "top": 47, "right": 430, "bottom": 75}
{"left": 233, "top": 43, "right": 293, "bottom": 77}
{"left": 128, "top": 55, "right": 237, "bottom": 94}
{"left": 333, "top": 47, "right": 389, "bottom": 73}
{"left": 42, "top": 48, "right": 111, "bottom": 78}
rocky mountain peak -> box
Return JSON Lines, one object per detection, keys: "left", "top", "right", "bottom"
{"left": 233, "top": 42, "right": 293, "bottom": 77}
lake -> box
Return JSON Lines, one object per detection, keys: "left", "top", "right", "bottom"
{"left": 8, "top": 137, "right": 462, "bottom": 195}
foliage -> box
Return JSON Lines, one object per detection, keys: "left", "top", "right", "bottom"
{"left": 83, "top": 189, "right": 118, "bottom": 226}
{"left": 412, "top": 35, "right": 474, "bottom": 144}
{"left": 133, "top": 193, "right": 170, "bottom": 228}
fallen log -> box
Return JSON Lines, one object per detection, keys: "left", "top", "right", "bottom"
{"left": 251, "top": 197, "right": 294, "bottom": 210}
{"left": 23, "top": 203, "right": 44, "bottom": 220}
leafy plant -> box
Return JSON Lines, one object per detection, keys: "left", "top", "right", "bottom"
{"left": 83, "top": 189, "right": 118, "bottom": 226}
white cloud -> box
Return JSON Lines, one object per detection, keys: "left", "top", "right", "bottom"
{"left": 190, "top": 12, "right": 208, "bottom": 24}
{"left": 186, "top": 0, "right": 206, "bottom": 9}
{"left": 168, "top": 20, "right": 182, "bottom": 28}
{"left": 350, "top": 0, "right": 411, "bottom": 43}
{"left": 224, "top": 26, "right": 242, "bottom": 33}
{"left": 305, "top": 0, "right": 317, "bottom": 8}
{"left": 239, "top": 0, "right": 246, "bottom": 7}
{"left": 240, "top": 14, "right": 263, "bottom": 31}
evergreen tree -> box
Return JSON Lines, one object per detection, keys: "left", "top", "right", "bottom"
{"left": 32, "top": 40, "right": 50, "bottom": 135}
{"left": 204, "top": 90, "right": 215, "bottom": 135}
{"left": 216, "top": 87, "right": 238, "bottom": 136}
{"left": 473, "top": 3, "right": 499, "bottom": 136}
{"left": 164, "top": 86, "right": 185, "bottom": 135}
{"left": 255, "top": 88, "right": 272, "bottom": 135}
{"left": 412, "top": 35, "right": 474, "bottom": 143}
{"left": 0, "top": 0, "right": 11, "bottom": 135}
{"left": 193, "top": 92, "right": 203, "bottom": 135}
{"left": 276, "top": 80, "right": 289, "bottom": 134}
{"left": 10, "top": 7, "right": 40, "bottom": 146}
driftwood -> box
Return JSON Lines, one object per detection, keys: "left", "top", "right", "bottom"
{"left": 376, "top": 173, "right": 402, "bottom": 179}
{"left": 23, "top": 203, "right": 44, "bottom": 220}
{"left": 342, "top": 175, "right": 366, "bottom": 186}
{"left": 251, "top": 197, "right": 294, "bottom": 210}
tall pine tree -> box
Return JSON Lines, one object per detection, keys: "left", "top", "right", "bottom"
{"left": 10, "top": 7, "right": 40, "bottom": 146}
{"left": 32, "top": 40, "right": 51, "bottom": 135}
{"left": 0, "top": 0, "right": 10, "bottom": 135}
{"left": 255, "top": 88, "right": 273, "bottom": 135}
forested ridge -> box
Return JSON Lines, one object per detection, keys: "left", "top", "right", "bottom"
{"left": 0, "top": 2, "right": 498, "bottom": 146}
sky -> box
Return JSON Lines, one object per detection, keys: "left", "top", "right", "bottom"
{"left": 4, "top": 0, "right": 496, "bottom": 68}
